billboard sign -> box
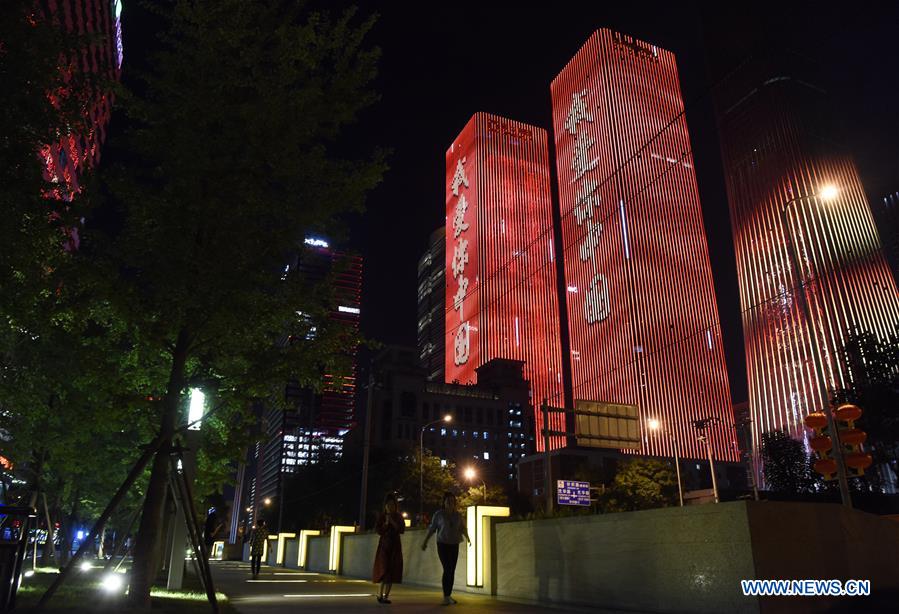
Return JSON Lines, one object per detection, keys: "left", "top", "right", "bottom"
{"left": 574, "top": 400, "right": 640, "bottom": 449}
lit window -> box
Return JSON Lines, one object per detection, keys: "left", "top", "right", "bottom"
{"left": 484, "top": 452, "right": 490, "bottom": 460}
{"left": 440, "top": 459, "right": 447, "bottom": 467}
{"left": 441, "top": 428, "right": 447, "bottom": 436}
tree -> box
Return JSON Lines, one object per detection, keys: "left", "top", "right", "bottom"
{"left": 77, "top": 1, "right": 385, "bottom": 604}
{"left": 458, "top": 484, "right": 507, "bottom": 508}
{"left": 760, "top": 430, "right": 816, "bottom": 494}
{"left": 602, "top": 458, "right": 677, "bottom": 512}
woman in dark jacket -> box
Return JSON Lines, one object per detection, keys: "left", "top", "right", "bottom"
{"left": 372, "top": 493, "right": 405, "bottom": 604}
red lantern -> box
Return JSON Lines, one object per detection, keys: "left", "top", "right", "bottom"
{"left": 834, "top": 404, "right": 862, "bottom": 423}
{"left": 809, "top": 434, "right": 833, "bottom": 453}
{"left": 803, "top": 412, "right": 828, "bottom": 430}
{"left": 839, "top": 428, "right": 867, "bottom": 447}
{"left": 813, "top": 458, "right": 837, "bottom": 478}
{"left": 844, "top": 452, "right": 873, "bottom": 472}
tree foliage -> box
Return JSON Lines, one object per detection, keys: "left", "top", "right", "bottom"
{"left": 601, "top": 458, "right": 677, "bottom": 512}
{"left": 87, "top": 0, "right": 386, "bottom": 603}
{"left": 760, "top": 430, "right": 817, "bottom": 494}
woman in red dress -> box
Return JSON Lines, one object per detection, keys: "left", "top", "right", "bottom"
{"left": 372, "top": 492, "right": 404, "bottom": 604}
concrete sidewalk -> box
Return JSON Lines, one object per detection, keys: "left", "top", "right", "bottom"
{"left": 210, "top": 560, "right": 600, "bottom": 613}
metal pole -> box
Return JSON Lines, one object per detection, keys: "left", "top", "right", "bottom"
{"left": 704, "top": 434, "right": 719, "bottom": 504}
{"left": 358, "top": 370, "right": 374, "bottom": 529}
{"left": 748, "top": 419, "right": 760, "bottom": 502}
{"left": 541, "top": 400, "right": 553, "bottom": 515}
{"left": 419, "top": 426, "right": 425, "bottom": 525}
{"left": 781, "top": 203, "right": 852, "bottom": 507}
{"left": 671, "top": 434, "right": 684, "bottom": 507}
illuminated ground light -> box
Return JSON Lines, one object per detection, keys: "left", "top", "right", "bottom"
{"left": 297, "top": 530, "right": 321, "bottom": 568}
{"left": 101, "top": 573, "right": 125, "bottom": 593}
{"left": 465, "top": 505, "right": 509, "bottom": 588}
{"left": 283, "top": 594, "right": 371, "bottom": 598}
{"left": 23, "top": 570, "right": 35, "bottom": 578}
{"left": 275, "top": 533, "right": 295, "bottom": 566}
{"left": 80, "top": 561, "right": 92, "bottom": 572}
{"left": 327, "top": 526, "right": 356, "bottom": 573}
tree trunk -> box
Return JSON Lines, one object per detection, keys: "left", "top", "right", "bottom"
{"left": 128, "top": 331, "right": 190, "bottom": 608}
{"left": 59, "top": 487, "right": 80, "bottom": 567}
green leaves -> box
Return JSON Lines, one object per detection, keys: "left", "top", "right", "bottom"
{"left": 760, "top": 430, "right": 817, "bottom": 494}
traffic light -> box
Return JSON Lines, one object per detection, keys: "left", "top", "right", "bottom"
{"left": 803, "top": 412, "right": 837, "bottom": 480}
{"left": 834, "top": 403, "right": 873, "bottom": 478}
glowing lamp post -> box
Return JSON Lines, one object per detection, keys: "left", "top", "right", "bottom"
{"left": 780, "top": 184, "right": 851, "bottom": 507}
{"left": 463, "top": 467, "right": 487, "bottom": 504}
{"left": 647, "top": 419, "right": 683, "bottom": 507}
{"left": 420, "top": 414, "right": 453, "bottom": 523}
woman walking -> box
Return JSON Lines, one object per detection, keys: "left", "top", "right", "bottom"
{"left": 372, "top": 493, "right": 405, "bottom": 604}
{"left": 421, "top": 492, "right": 470, "bottom": 605}
{"left": 249, "top": 519, "right": 268, "bottom": 579}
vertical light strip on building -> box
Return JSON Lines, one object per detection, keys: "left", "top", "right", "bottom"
{"left": 551, "top": 29, "right": 739, "bottom": 461}
{"left": 445, "top": 114, "right": 566, "bottom": 451}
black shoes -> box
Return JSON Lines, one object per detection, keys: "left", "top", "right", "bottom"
{"left": 377, "top": 596, "right": 392, "bottom": 604}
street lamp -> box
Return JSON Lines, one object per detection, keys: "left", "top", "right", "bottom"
{"left": 647, "top": 419, "right": 683, "bottom": 507}
{"left": 420, "top": 415, "right": 453, "bottom": 523}
{"left": 263, "top": 497, "right": 272, "bottom": 507}
{"left": 779, "top": 184, "right": 852, "bottom": 508}
{"left": 463, "top": 467, "right": 487, "bottom": 504}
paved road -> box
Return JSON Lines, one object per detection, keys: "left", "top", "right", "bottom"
{"left": 210, "top": 561, "right": 597, "bottom": 613}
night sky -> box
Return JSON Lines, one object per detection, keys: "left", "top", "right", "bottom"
{"left": 119, "top": 2, "right": 899, "bottom": 405}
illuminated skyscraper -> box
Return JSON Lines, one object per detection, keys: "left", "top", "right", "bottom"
{"left": 551, "top": 29, "right": 738, "bottom": 462}
{"left": 418, "top": 227, "right": 446, "bottom": 382}
{"left": 714, "top": 54, "right": 899, "bottom": 460}
{"left": 874, "top": 192, "right": 899, "bottom": 285}
{"left": 251, "top": 238, "right": 361, "bottom": 515}
{"left": 445, "top": 113, "right": 566, "bottom": 451}
{"left": 41, "top": 0, "right": 124, "bottom": 201}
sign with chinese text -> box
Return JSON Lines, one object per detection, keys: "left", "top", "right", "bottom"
{"left": 557, "top": 480, "right": 591, "bottom": 506}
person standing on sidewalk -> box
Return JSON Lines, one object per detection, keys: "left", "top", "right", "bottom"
{"left": 372, "top": 493, "right": 405, "bottom": 604}
{"left": 249, "top": 519, "right": 269, "bottom": 579}
{"left": 421, "top": 492, "right": 470, "bottom": 605}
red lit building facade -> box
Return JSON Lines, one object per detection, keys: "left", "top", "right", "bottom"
{"left": 714, "top": 56, "right": 899, "bottom": 460}
{"left": 41, "top": 0, "right": 123, "bottom": 201}
{"left": 445, "top": 113, "right": 566, "bottom": 451}
{"left": 550, "top": 29, "right": 738, "bottom": 462}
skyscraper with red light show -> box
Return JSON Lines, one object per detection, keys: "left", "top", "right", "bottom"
{"left": 714, "top": 55, "right": 899, "bottom": 465}
{"left": 41, "top": 0, "right": 124, "bottom": 201}
{"left": 445, "top": 113, "right": 566, "bottom": 451}
{"left": 551, "top": 29, "right": 738, "bottom": 462}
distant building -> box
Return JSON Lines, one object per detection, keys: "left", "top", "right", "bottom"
{"left": 246, "top": 238, "right": 362, "bottom": 521}
{"left": 369, "top": 346, "right": 534, "bottom": 484}
{"left": 417, "top": 227, "right": 445, "bottom": 382}
{"left": 873, "top": 192, "right": 899, "bottom": 285}
{"left": 713, "top": 52, "right": 899, "bottom": 456}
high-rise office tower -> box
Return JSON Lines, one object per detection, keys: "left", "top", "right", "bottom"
{"left": 714, "top": 54, "right": 899, "bottom": 453}
{"left": 445, "top": 113, "right": 566, "bottom": 451}
{"left": 873, "top": 192, "right": 899, "bottom": 285}
{"left": 251, "top": 238, "right": 361, "bottom": 513}
{"left": 294, "top": 237, "right": 362, "bottom": 446}
{"left": 41, "top": 0, "right": 124, "bottom": 202}
{"left": 551, "top": 29, "right": 738, "bottom": 461}
{"left": 417, "top": 227, "right": 446, "bottom": 382}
